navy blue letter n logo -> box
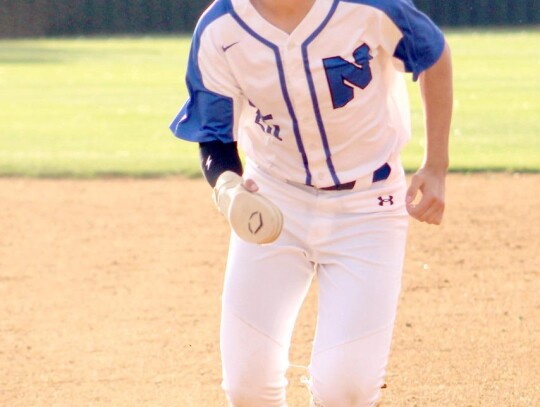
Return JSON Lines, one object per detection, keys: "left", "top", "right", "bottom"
{"left": 323, "top": 44, "right": 373, "bottom": 109}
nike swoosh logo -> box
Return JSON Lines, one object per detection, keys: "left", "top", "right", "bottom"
{"left": 222, "top": 41, "right": 239, "bottom": 52}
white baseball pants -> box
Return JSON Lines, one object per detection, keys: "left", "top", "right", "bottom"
{"left": 221, "top": 160, "right": 409, "bottom": 407}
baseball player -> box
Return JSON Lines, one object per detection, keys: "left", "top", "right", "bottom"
{"left": 170, "top": 0, "right": 452, "bottom": 406}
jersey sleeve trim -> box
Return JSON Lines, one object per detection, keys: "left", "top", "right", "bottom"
{"left": 169, "top": 0, "right": 236, "bottom": 143}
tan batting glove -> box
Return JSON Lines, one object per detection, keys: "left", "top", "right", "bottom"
{"left": 213, "top": 171, "right": 283, "bottom": 244}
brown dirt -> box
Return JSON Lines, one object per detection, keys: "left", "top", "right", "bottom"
{"left": 0, "top": 174, "right": 538, "bottom": 407}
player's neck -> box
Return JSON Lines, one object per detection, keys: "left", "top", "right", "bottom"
{"left": 250, "top": 0, "right": 316, "bottom": 34}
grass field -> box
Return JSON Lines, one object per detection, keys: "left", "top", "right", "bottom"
{"left": 0, "top": 30, "right": 538, "bottom": 177}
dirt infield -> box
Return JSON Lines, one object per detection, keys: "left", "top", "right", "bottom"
{"left": 0, "top": 174, "right": 538, "bottom": 407}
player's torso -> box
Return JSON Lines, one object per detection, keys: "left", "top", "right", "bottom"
{"left": 204, "top": 0, "right": 410, "bottom": 187}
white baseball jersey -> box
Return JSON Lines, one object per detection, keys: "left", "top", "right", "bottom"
{"left": 170, "top": 0, "right": 444, "bottom": 188}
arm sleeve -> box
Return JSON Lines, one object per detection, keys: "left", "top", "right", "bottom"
{"left": 376, "top": 0, "right": 445, "bottom": 80}
{"left": 199, "top": 140, "right": 243, "bottom": 187}
{"left": 169, "top": 14, "right": 243, "bottom": 143}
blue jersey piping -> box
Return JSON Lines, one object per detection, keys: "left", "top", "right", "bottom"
{"left": 301, "top": 0, "right": 341, "bottom": 187}
{"left": 229, "top": 6, "right": 313, "bottom": 185}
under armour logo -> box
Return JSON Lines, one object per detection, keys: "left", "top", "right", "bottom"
{"left": 248, "top": 211, "right": 263, "bottom": 234}
{"left": 378, "top": 195, "right": 394, "bottom": 206}
{"left": 205, "top": 156, "right": 212, "bottom": 170}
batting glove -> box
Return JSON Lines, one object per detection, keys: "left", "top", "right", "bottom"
{"left": 213, "top": 171, "right": 283, "bottom": 244}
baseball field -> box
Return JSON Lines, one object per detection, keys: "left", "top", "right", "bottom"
{"left": 1, "top": 30, "right": 539, "bottom": 406}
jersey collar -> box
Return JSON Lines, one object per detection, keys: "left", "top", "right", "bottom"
{"left": 231, "top": 0, "right": 335, "bottom": 46}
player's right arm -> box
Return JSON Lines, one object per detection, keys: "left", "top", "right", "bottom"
{"left": 169, "top": 11, "right": 280, "bottom": 243}
{"left": 169, "top": 7, "right": 246, "bottom": 183}
{"left": 198, "top": 140, "right": 259, "bottom": 192}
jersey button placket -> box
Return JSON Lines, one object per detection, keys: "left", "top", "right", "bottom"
{"left": 282, "top": 41, "right": 320, "bottom": 185}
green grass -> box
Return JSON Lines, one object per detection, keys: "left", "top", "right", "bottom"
{"left": 407, "top": 29, "right": 540, "bottom": 172}
{"left": 0, "top": 36, "right": 199, "bottom": 177}
{"left": 0, "top": 30, "right": 539, "bottom": 177}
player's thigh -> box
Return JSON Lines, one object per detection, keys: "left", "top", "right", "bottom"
{"left": 221, "top": 234, "right": 315, "bottom": 405}
{"left": 222, "top": 233, "right": 315, "bottom": 346}
{"left": 314, "top": 209, "right": 409, "bottom": 350}
{"left": 308, "top": 211, "right": 408, "bottom": 406}
{"left": 221, "top": 307, "right": 290, "bottom": 407}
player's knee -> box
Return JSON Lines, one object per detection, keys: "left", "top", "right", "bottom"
{"left": 309, "top": 342, "right": 388, "bottom": 407}
{"left": 311, "top": 376, "right": 381, "bottom": 407}
{"left": 313, "top": 374, "right": 380, "bottom": 407}
{"left": 223, "top": 383, "right": 285, "bottom": 407}
{"left": 221, "top": 310, "right": 289, "bottom": 406}
{"left": 222, "top": 370, "right": 286, "bottom": 407}
{"left": 223, "top": 385, "right": 265, "bottom": 407}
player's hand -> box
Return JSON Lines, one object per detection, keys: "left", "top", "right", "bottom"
{"left": 243, "top": 178, "right": 259, "bottom": 192}
{"left": 406, "top": 166, "right": 446, "bottom": 225}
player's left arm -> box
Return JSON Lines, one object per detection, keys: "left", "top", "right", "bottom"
{"left": 406, "top": 41, "right": 453, "bottom": 225}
